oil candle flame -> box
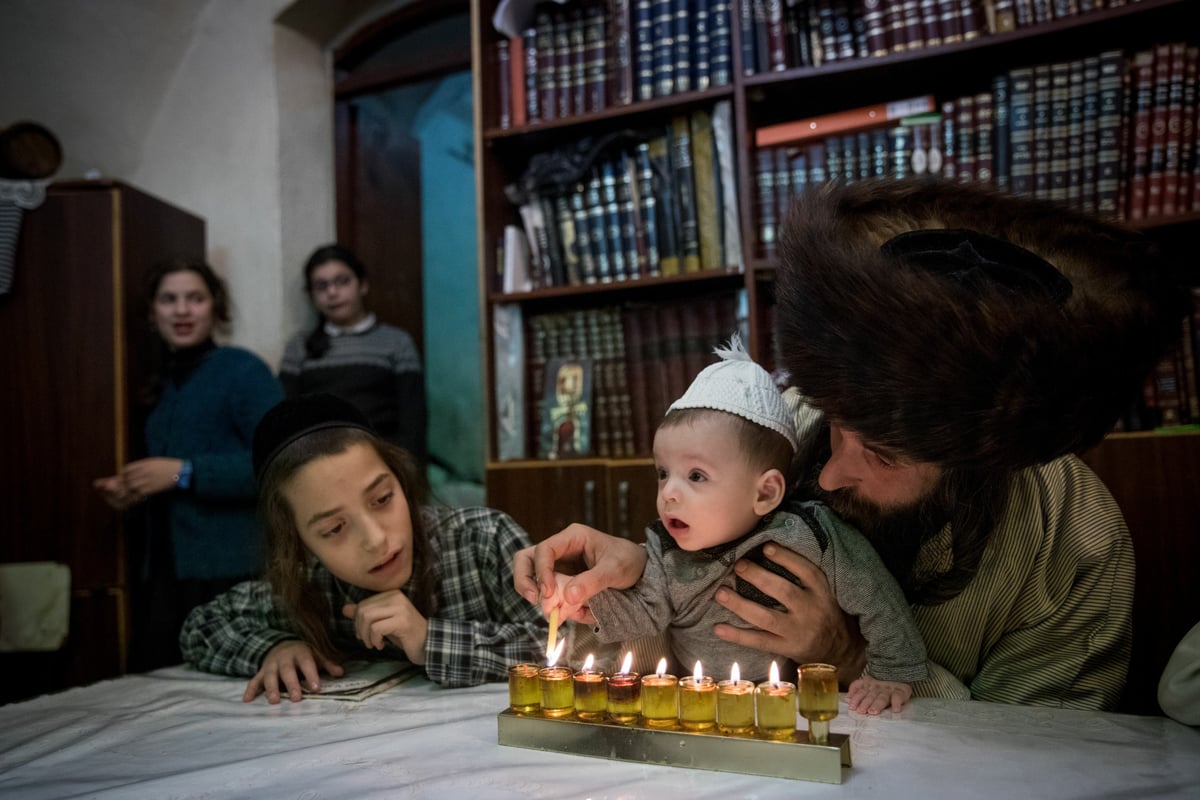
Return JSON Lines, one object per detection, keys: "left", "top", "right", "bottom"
{"left": 730, "top": 662, "right": 740, "bottom": 683}
{"left": 692, "top": 661, "right": 703, "bottom": 681}
{"left": 769, "top": 660, "right": 780, "bottom": 687}
{"left": 655, "top": 657, "right": 668, "bottom": 678}
{"left": 619, "top": 651, "right": 633, "bottom": 675}
{"left": 546, "top": 637, "right": 565, "bottom": 667}
{"left": 581, "top": 653, "right": 595, "bottom": 672}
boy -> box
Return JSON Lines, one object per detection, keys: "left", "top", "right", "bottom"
{"left": 583, "top": 337, "right": 928, "bottom": 713}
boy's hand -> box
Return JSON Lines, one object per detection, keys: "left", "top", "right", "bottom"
{"left": 245, "top": 640, "right": 344, "bottom": 704}
{"left": 847, "top": 674, "right": 912, "bottom": 715}
{"left": 343, "top": 590, "right": 428, "bottom": 664}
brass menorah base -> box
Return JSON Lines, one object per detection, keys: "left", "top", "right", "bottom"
{"left": 496, "top": 708, "right": 852, "bottom": 784}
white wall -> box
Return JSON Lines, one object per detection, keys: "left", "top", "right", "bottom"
{"left": 1, "top": 0, "right": 336, "bottom": 366}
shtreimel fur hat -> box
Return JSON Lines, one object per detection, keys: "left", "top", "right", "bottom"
{"left": 669, "top": 334, "right": 800, "bottom": 451}
{"left": 775, "top": 178, "right": 1189, "bottom": 471}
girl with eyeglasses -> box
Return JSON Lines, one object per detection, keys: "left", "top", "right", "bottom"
{"left": 279, "top": 245, "right": 427, "bottom": 462}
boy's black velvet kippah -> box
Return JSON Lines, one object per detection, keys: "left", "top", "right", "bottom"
{"left": 252, "top": 393, "right": 374, "bottom": 481}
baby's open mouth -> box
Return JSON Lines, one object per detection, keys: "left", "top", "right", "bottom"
{"left": 666, "top": 516, "right": 689, "bottom": 532}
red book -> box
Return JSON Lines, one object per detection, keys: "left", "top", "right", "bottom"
{"left": 755, "top": 95, "right": 935, "bottom": 147}
{"left": 1146, "top": 43, "right": 1172, "bottom": 218}
{"left": 621, "top": 306, "right": 652, "bottom": 455}
{"left": 1162, "top": 42, "right": 1187, "bottom": 217}
{"left": 657, "top": 304, "right": 688, "bottom": 409}
{"left": 509, "top": 36, "right": 527, "bottom": 128}
{"left": 1178, "top": 46, "right": 1198, "bottom": 212}
{"left": 1126, "top": 48, "right": 1155, "bottom": 221}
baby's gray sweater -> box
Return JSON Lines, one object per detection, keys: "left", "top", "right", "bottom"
{"left": 588, "top": 501, "right": 929, "bottom": 684}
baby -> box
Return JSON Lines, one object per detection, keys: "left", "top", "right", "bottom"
{"left": 585, "top": 336, "right": 928, "bottom": 713}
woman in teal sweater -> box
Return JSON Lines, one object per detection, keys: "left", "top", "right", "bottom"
{"left": 94, "top": 258, "right": 282, "bottom": 671}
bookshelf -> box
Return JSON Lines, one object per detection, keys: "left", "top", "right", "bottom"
{"left": 471, "top": 0, "right": 1198, "bottom": 544}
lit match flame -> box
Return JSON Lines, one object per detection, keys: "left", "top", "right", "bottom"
{"left": 546, "top": 637, "right": 565, "bottom": 668}
{"left": 730, "top": 662, "right": 740, "bottom": 683}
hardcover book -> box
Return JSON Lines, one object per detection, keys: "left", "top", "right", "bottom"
{"left": 302, "top": 660, "right": 421, "bottom": 702}
{"left": 755, "top": 94, "right": 936, "bottom": 147}
{"left": 493, "top": 303, "right": 526, "bottom": 461}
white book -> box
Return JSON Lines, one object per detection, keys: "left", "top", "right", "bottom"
{"left": 502, "top": 224, "right": 532, "bottom": 293}
{"left": 713, "top": 100, "right": 744, "bottom": 272}
{"left": 493, "top": 303, "right": 526, "bottom": 460}
{"left": 301, "top": 660, "right": 421, "bottom": 702}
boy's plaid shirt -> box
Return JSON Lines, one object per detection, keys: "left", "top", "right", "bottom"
{"left": 180, "top": 506, "right": 546, "bottom": 686}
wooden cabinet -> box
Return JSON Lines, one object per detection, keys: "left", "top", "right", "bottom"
{"left": 1083, "top": 432, "right": 1200, "bottom": 716}
{"left": 0, "top": 180, "right": 204, "bottom": 702}
{"left": 487, "top": 459, "right": 656, "bottom": 543}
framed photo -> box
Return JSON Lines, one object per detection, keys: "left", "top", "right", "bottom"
{"left": 539, "top": 357, "right": 593, "bottom": 459}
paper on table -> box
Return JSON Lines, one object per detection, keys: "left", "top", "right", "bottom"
{"left": 302, "top": 660, "right": 421, "bottom": 702}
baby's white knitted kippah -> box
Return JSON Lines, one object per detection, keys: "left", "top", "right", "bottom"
{"left": 667, "top": 333, "right": 800, "bottom": 452}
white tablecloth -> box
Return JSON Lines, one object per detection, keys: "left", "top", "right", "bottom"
{"left": 1, "top": 666, "right": 1197, "bottom": 799}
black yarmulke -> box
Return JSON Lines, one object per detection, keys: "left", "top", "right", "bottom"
{"left": 252, "top": 393, "right": 374, "bottom": 481}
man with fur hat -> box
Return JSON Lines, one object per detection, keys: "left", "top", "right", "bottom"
{"left": 580, "top": 336, "right": 927, "bottom": 714}
{"left": 516, "top": 178, "right": 1189, "bottom": 711}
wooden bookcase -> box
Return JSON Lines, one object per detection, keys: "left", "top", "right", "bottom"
{"left": 471, "top": 0, "right": 1199, "bottom": 715}
{"left": 471, "top": 0, "right": 1196, "bottom": 537}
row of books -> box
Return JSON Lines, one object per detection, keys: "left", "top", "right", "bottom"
{"left": 752, "top": 42, "right": 1200, "bottom": 254}
{"left": 739, "top": 0, "right": 1128, "bottom": 74}
{"left": 1123, "top": 289, "right": 1200, "bottom": 431}
{"left": 500, "top": 102, "right": 743, "bottom": 292}
{"left": 495, "top": 0, "right": 734, "bottom": 129}
{"left": 492, "top": 293, "right": 743, "bottom": 460}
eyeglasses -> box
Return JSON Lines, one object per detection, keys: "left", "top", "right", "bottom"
{"left": 311, "top": 273, "right": 355, "bottom": 294}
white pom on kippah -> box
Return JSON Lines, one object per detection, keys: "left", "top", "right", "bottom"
{"left": 667, "top": 333, "right": 800, "bottom": 452}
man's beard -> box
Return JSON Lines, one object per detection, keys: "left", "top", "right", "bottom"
{"left": 800, "top": 464, "right": 954, "bottom": 592}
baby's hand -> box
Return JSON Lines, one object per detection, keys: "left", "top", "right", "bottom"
{"left": 846, "top": 674, "right": 912, "bottom": 715}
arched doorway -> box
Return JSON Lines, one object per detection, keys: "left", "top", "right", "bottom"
{"left": 331, "top": 0, "right": 483, "bottom": 494}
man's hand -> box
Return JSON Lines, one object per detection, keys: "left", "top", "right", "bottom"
{"left": 513, "top": 523, "right": 648, "bottom": 624}
{"left": 713, "top": 543, "right": 866, "bottom": 682}
{"left": 342, "top": 590, "right": 428, "bottom": 664}
{"left": 244, "top": 640, "right": 344, "bottom": 704}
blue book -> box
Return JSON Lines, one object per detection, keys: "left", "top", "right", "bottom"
{"left": 673, "top": 0, "right": 691, "bottom": 93}
{"left": 635, "top": 143, "right": 663, "bottom": 277}
{"left": 634, "top": 0, "right": 655, "bottom": 101}
{"left": 709, "top": 0, "right": 732, "bottom": 86}
{"left": 738, "top": 0, "right": 756, "bottom": 76}
{"left": 692, "top": 0, "right": 711, "bottom": 92}
{"left": 652, "top": 0, "right": 675, "bottom": 97}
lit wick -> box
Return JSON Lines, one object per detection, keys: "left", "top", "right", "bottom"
{"left": 573, "top": 653, "right": 607, "bottom": 720}
{"left": 606, "top": 651, "right": 640, "bottom": 725}
{"left": 717, "top": 661, "right": 755, "bottom": 734}
{"left": 538, "top": 638, "right": 573, "bottom": 717}
{"left": 641, "top": 657, "right": 679, "bottom": 728}
{"left": 679, "top": 659, "right": 716, "bottom": 731}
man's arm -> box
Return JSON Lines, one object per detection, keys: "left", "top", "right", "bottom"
{"left": 513, "top": 523, "right": 648, "bottom": 623}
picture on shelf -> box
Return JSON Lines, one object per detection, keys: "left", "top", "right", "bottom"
{"left": 539, "top": 356, "right": 593, "bottom": 459}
